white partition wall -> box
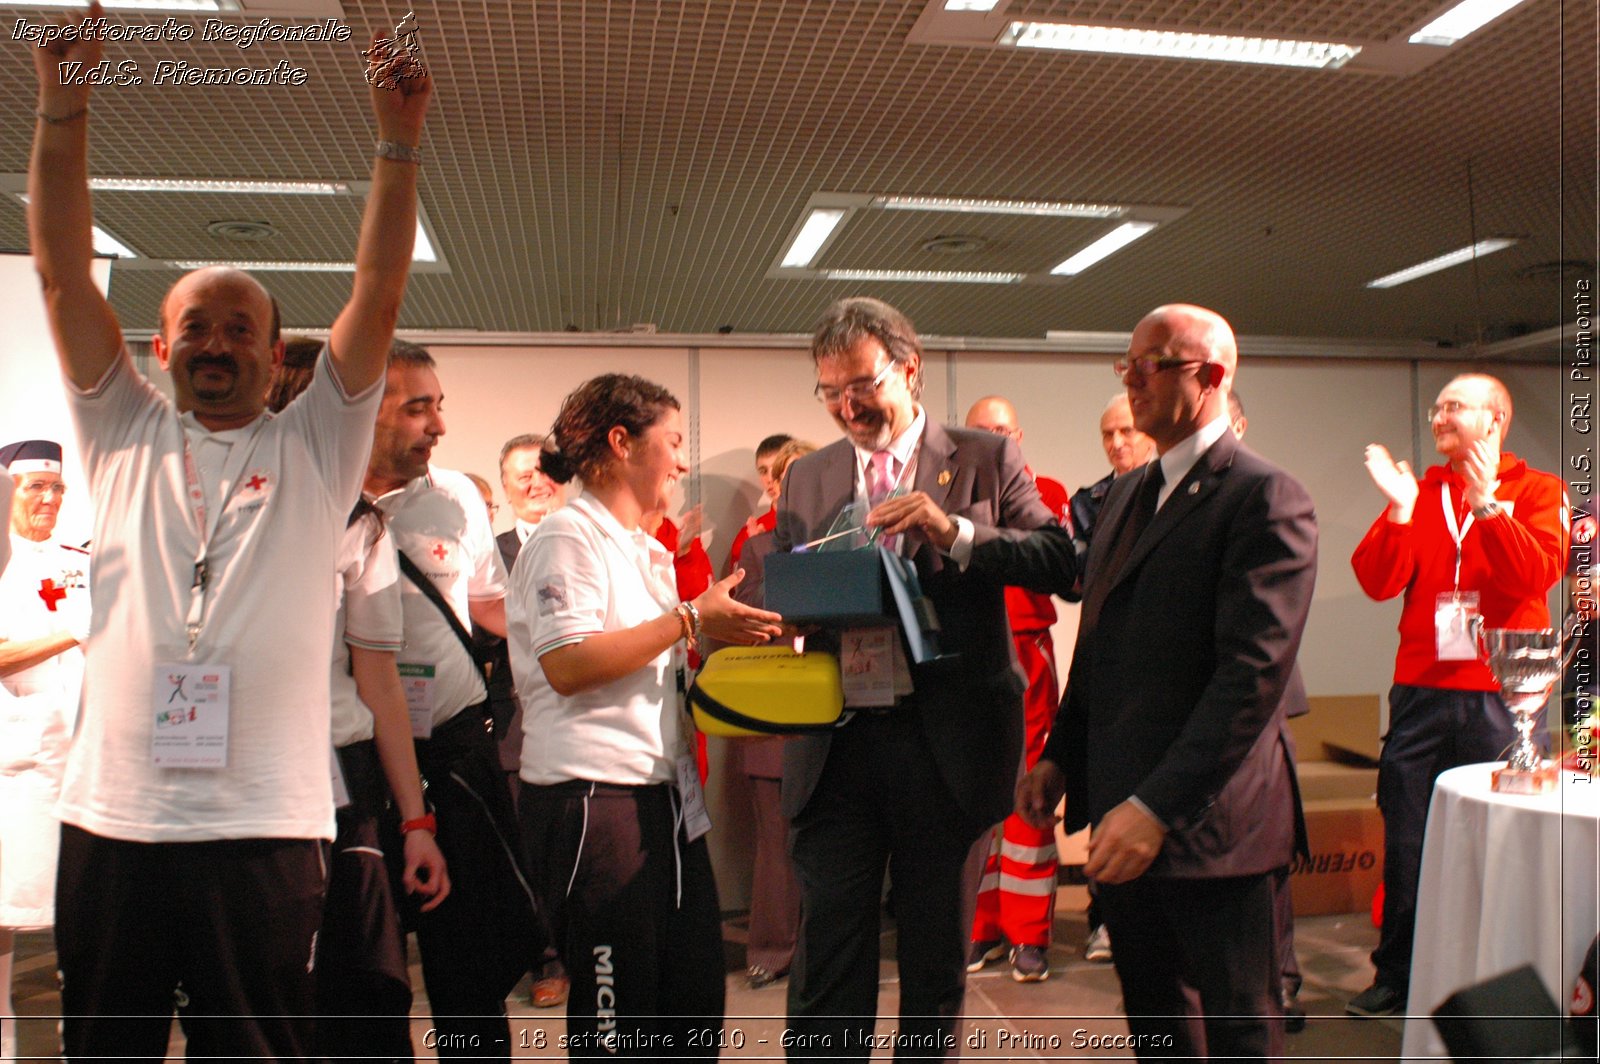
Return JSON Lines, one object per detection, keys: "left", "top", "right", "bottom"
{"left": 5, "top": 292, "right": 1562, "bottom": 907}
{"left": 0, "top": 253, "right": 113, "bottom": 549}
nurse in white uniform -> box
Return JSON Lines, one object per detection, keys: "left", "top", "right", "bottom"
{"left": 0, "top": 439, "right": 89, "bottom": 1057}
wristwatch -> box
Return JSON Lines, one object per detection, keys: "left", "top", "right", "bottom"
{"left": 1471, "top": 499, "right": 1504, "bottom": 520}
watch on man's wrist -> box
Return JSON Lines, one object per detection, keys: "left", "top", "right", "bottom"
{"left": 1471, "top": 499, "right": 1504, "bottom": 520}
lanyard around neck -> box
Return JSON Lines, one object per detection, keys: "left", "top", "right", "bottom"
{"left": 1439, "top": 483, "right": 1473, "bottom": 591}
{"left": 181, "top": 417, "right": 269, "bottom": 652}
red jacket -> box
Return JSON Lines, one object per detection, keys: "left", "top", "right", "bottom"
{"left": 728, "top": 507, "right": 776, "bottom": 572}
{"left": 1351, "top": 453, "right": 1566, "bottom": 690}
{"left": 1004, "top": 472, "right": 1071, "bottom": 633}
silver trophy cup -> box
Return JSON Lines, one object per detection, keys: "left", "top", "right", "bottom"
{"left": 1480, "top": 627, "right": 1567, "bottom": 794}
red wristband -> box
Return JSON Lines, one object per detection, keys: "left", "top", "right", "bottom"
{"left": 400, "top": 813, "right": 437, "bottom": 836}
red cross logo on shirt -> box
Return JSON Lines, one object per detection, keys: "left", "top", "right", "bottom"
{"left": 431, "top": 541, "right": 449, "bottom": 561}
{"left": 38, "top": 579, "right": 66, "bottom": 611}
{"left": 244, "top": 473, "right": 268, "bottom": 492}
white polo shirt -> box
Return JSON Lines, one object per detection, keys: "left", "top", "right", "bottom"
{"left": 331, "top": 509, "right": 405, "bottom": 747}
{"left": 59, "top": 350, "right": 380, "bottom": 842}
{"left": 507, "top": 493, "right": 687, "bottom": 786}
{"left": 373, "top": 467, "right": 507, "bottom": 728}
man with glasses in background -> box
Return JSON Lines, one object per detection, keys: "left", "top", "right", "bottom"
{"left": 491, "top": 433, "right": 570, "bottom": 1009}
{"left": 773, "top": 297, "right": 1057, "bottom": 1059}
{"left": 1000, "top": 304, "right": 1316, "bottom": 1058}
{"left": 1349, "top": 373, "right": 1566, "bottom": 1017}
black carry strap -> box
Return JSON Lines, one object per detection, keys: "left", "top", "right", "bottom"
{"left": 397, "top": 548, "right": 492, "bottom": 693}
{"left": 685, "top": 680, "right": 842, "bottom": 736}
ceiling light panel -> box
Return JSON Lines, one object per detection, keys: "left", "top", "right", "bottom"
{"left": 780, "top": 208, "right": 849, "bottom": 268}
{"left": 823, "top": 269, "right": 1022, "bottom": 284}
{"left": 1364, "top": 238, "right": 1519, "bottom": 288}
{"left": 170, "top": 259, "right": 354, "bottom": 272}
{"left": 1001, "top": 22, "right": 1363, "bottom": 69}
{"left": 1050, "top": 221, "right": 1160, "bottom": 276}
{"left": 89, "top": 178, "right": 350, "bottom": 196}
{"left": 870, "top": 195, "right": 1126, "bottom": 218}
{"left": 1409, "top": 0, "right": 1529, "bottom": 46}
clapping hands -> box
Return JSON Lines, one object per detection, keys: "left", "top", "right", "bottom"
{"left": 1363, "top": 444, "right": 1419, "bottom": 523}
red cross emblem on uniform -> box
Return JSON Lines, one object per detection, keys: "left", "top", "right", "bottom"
{"left": 38, "top": 579, "right": 66, "bottom": 611}
{"left": 431, "top": 541, "right": 449, "bottom": 561}
{"left": 244, "top": 473, "right": 268, "bottom": 492}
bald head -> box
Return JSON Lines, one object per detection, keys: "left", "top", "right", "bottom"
{"left": 1144, "top": 303, "right": 1238, "bottom": 388}
{"left": 964, "top": 395, "right": 1022, "bottom": 444}
{"left": 160, "top": 266, "right": 277, "bottom": 344}
{"left": 1447, "top": 373, "right": 1514, "bottom": 436}
{"left": 1124, "top": 304, "right": 1236, "bottom": 453}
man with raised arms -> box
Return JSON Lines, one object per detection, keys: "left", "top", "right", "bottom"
{"left": 27, "top": 2, "right": 432, "bottom": 1055}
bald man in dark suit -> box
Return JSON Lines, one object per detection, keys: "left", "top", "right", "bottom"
{"left": 996, "top": 305, "right": 1316, "bottom": 1059}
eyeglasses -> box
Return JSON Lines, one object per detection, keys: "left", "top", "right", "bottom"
{"left": 1427, "top": 400, "right": 1494, "bottom": 420}
{"left": 1113, "top": 355, "right": 1212, "bottom": 381}
{"left": 815, "top": 359, "right": 897, "bottom": 406}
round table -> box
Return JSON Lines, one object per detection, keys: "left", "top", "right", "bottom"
{"left": 1401, "top": 763, "right": 1599, "bottom": 1061}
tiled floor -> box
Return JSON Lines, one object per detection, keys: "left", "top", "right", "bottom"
{"left": 7, "top": 886, "right": 1404, "bottom": 1060}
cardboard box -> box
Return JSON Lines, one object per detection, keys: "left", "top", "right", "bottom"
{"left": 1297, "top": 760, "right": 1379, "bottom": 803}
{"left": 1291, "top": 694, "right": 1383, "bottom": 764}
{"left": 1290, "top": 798, "right": 1384, "bottom": 917}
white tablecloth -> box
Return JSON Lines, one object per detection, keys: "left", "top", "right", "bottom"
{"left": 1401, "top": 764, "right": 1600, "bottom": 1061}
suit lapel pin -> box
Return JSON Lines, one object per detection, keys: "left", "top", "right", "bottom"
{"left": 937, "top": 470, "right": 952, "bottom": 486}
{"left": 1187, "top": 482, "right": 1200, "bottom": 495}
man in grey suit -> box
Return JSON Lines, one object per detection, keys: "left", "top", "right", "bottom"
{"left": 773, "top": 297, "right": 1056, "bottom": 1059}
{"left": 1007, "top": 305, "right": 1316, "bottom": 1059}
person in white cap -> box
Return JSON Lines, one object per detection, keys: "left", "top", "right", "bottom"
{"left": 0, "top": 439, "right": 89, "bottom": 1059}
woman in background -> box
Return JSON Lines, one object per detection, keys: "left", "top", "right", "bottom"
{"left": 726, "top": 438, "right": 815, "bottom": 991}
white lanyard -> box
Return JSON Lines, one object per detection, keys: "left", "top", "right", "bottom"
{"left": 1439, "top": 484, "right": 1473, "bottom": 591}
{"left": 180, "top": 418, "right": 269, "bottom": 652}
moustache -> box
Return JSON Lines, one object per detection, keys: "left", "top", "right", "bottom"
{"left": 189, "top": 355, "right": 239, "bottom": 374}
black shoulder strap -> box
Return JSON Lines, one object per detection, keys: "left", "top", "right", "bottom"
{"left": 397, "top": 548, "right": 490, "bottom": 688}
{"left": 686, "top": 679, "right": 841, "bottom": 736}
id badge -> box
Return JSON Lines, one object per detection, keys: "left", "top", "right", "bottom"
{"left": 151, "top": 662, "right": 231, "bottom": 767}
{"left": 1435, "top": 592, "right": 1483, "bottom": 661}
{"left": 399, "top": 663, "right": 437, "bottom": 738}
{"left": 840, "top": 625, "right": 897, "bottom": 707}
{"left": 675, "top": 753, "right": 712, "bottom": 842}
{"left": 330, "top": 746, "right": 352, "bottom": 809}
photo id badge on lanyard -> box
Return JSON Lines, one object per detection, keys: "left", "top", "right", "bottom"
{"left": 675, "top": 713, "right": 713, "bottom": 843}
{"left": 1437, "top": 484, "right": 1484, "bottom": 661}
{"left": 150, "top": 662, "right": 231, "bottom": 767}
{"left": 151, "top": 423, "right": 268, "bottom": 768}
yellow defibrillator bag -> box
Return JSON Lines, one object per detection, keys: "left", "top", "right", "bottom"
{"left": 687, "top": 646, "right": 844, "bottom": 737}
